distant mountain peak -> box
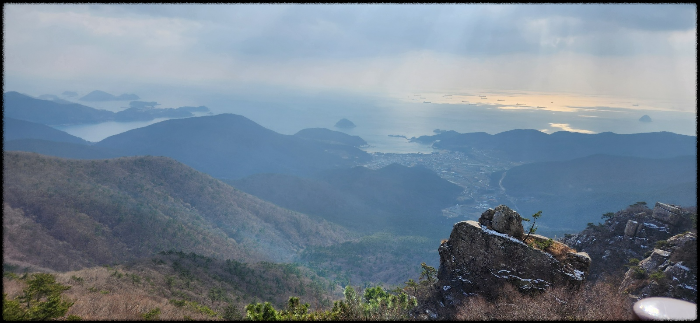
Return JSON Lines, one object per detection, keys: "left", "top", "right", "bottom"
{"left": 79, "top": 90, "right": 139, "bottom": 102}
{"left": 639, "top": 115, "right": 652, "bottom": 123}
{"left": 335, "top": 118, "right": 356, "bottom": 129}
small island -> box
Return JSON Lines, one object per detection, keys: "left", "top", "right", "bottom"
{"left": 334, "top": 118, "right": 356, "bottom": 129}
{"left": 639, "top": 115, "right": 652, "bottom": 123}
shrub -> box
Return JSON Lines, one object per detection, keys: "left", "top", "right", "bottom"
{"left": 649, "top": 270, "right": 665, "bottom": 282}
{"left": 632, "top": 266, "right": 647, "bottom": 280}
{"left": 70, "top": 276, "right": 84, "bottom": 285}
{"left": 141, "top": 307, "right": 161, "bottom": 321}
{"left": 222, "top": 303, "right": 243, "bottom": 320}
{"left": 532, "top": 238, "right": 554, "bottom": 250}
{"left": 169, "top": 299, "right": 187, "bottom": 307}
{"left": 654, "top": 240, "right": 671, "bottom": 250}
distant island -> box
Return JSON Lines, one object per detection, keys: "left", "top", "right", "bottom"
{"left": 334, "top": 118, "right": 356, "bottom": 129}
{"left": 80, "top": 90, "right": 140, "bottom": 102}
{"left": 639, "top": 115, "right": 652, "bottom": 123}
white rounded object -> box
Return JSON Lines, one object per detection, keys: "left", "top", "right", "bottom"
{"left": 633, "top": 297, "right": 697, "bottom": 321}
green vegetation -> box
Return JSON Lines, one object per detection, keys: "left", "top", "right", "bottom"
{"left": 532, "top": 238, "right": 554, "bottom": 250}
{"left": 419, "top": 263, "right": 437, "bottom": 285}
{"left": 141, "top": 307, "right": 161, "bottom": 320}
{"left": 630, "top": 201, "right": 647, "bottom": 207}
{"left": 300, "top": 232, "right": 437, "bottom": 286}
{"left": 654, "top": 240, "right": 671, "bottom": 250}
{"left": 586, "top": 222, "right": 606, "bottom": 231}
{"left": 649, "top": 270, "right": 665, "bottom": 282}
{"left": 601, "top": 212, "right": 616, "bottom": 220}
{"left": 2, "top": 273, "right": 74, "bottom": 321}
{"left": 522, "top": 210, "right": 542, "bottom": 242}
{"left": 631, "top": 266, "right": 647, "bottom": 280}
{"left": 245, "top": 286, "right": 417, "bottom": 321}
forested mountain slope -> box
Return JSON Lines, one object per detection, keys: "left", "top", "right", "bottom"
{"left": 230, "top": 164, "right": 463, "bottom": 238}
{"left": 94, "top": 114, "right": 370, "bottom": 179}
{"left": 3, "top": 152, "right": 349, "bottom": 272}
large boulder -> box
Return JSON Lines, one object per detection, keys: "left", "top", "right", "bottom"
{"left": 437, "top": 217, "right": 590, "bottom": 303}
{"left": 478, "top": 205, "right": 525, "bottom": 239}
{"left": 652, "top": 202, "right": 684, "bottom": 226}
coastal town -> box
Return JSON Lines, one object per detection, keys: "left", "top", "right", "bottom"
{"left": 363, "top": 148, "right": 523, "bottom": 221}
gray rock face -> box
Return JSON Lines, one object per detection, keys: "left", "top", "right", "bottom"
{"left": 559, "top": 202, "right": 694, "bottom": 282}
{"left": 437, "top": 218, "right": 589, "bottom": 303}
{"left": 620, "top": 232, "right": 697, "bottom": 303}
{"left": 624, "top": 220, "right": 639, "bottom": 237}
{"left": 479, "top": 205, "right": 525, "bottom": 239}
{"left": 652, "top": 202, "right": 684, "bottom": 226}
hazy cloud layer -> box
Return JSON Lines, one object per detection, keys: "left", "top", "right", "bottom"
{"left": 3, "top": 4, "right": 696, "bottom": 109}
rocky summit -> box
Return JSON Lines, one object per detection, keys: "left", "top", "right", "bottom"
{"left": 436, "top": 205, "right": 590, "bottom": 303}
{"left": 560, "top": 202, "right": 695, "bottom": 282}
{"left": 620, "top": 231, "right": 697, "bottom": 302}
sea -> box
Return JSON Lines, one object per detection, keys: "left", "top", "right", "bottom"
{"left": 52, "top": 89, "right": 697, "bottom": 153}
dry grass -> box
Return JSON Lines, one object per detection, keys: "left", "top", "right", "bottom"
{"left": 456, "top": 277, "right": 635, "bottom": 321}
{"left": 3, "top": 250, "right": 343, "bottom": 321}
{"left": 3, "top": 266, "right": 218, "bottom": 321}
{"left": 523, "top": 234, "right": 576, "bottom": 261}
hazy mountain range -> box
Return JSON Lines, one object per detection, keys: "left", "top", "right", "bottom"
{"left": 79, "top": 90, "right": 139, "bottom": 102}
{"left": 496, "top": 154, "right": 697, "bottom": 231}
{"left": 411, "top": 129, "right": 696, "bottom": 162}
{"left": 3, "top": 91, "right": 209, "bottom": 125}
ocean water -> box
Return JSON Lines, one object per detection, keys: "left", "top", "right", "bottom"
{"left": 51, "top": 90, "right": 696, "bottom": 152}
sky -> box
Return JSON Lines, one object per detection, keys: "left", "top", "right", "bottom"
{"left": 3, "top": 4, "right": 697, "bottom": 138}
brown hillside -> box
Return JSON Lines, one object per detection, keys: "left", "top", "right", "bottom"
{"left": 2, "top": 151, "right": 350, "bottom": 271}
{"left": 3, "top": 251, "right": 342, "bottom": 321}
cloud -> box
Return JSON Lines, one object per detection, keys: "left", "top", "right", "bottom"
{"left": 3, "top": 4, "right": 695, "bottom": 107}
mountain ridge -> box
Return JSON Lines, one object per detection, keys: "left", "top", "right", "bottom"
{"left": 411, "top": 129, "right": 696, "bottom": 162}
{"left": 94, "top": 114, "right": 371, "bottom": 179}
{"left": 3, "top": 151, "right": 350, "bottom": 272}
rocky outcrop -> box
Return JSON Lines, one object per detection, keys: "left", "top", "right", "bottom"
{"left": 437, "top": 205, "right": 590, "bottom": 303}
{"left": 478, "top": 205, "right": 525, "bottom": 239}
{"left": 620, "top": 232, "right": 697, "bottom": 303}
{"left": 651, "top": 202, "right": 684, "bottom": 227}
{"left": 560, "top": 203, "right": 695, "bottom": 282}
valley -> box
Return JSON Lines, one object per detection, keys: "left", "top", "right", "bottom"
{"left": 364, "top": 149, "right": 521, "bottom": 221}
